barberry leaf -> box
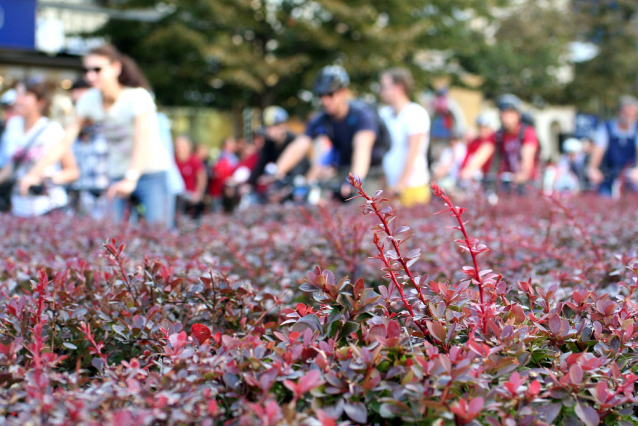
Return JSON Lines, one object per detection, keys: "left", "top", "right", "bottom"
{"left": 191, "top": 323, "right": 212, "bottom": 345}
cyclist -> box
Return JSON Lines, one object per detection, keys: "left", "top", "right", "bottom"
{"left": 274, "top": 66, "right": 378, "bottom": 198}
{"left": 241, "top": 106, "right": 308, "bottom": 203}
{"left": 460, "top": 94, "right": 539, "bottom": 191}
{"left": 587, "top": 96, "right": 638, "bottom": 197}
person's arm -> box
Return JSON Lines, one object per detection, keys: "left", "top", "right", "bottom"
{"left": 396, "top": 133, "right": 425, "bottom": 191}
{"left": 248, "top": 149, "right": 269, "bottom": 186}
{"left": 106, "top": 111, "right": 153, "bottom": 199}
{"left": 129, "top": 111, "right": 152, "bottom": 174}
{"left": 350, "top": 129, "right": 376, "bottom": 180}
{"left": 588, "top": 124, "right": 608, "bottom": 184}
{"left": 50, "top": 147, "right": 80, "bottom": 184}
{"left": 460, "top": 143, "right": 496, "bottom": 180}
{"left": 19, "top": 118, "right": 83, "bottom": 195}
{"left": 193, "top": 167, "right": 207, "bottom": 202}
{"left": 514, "top": 127, "right": 539, "bottom": 184}
{"left": 515, "top": 143, "right": 537, "bottom": 183}
{"left": 0, "top": 164, "right": 12, "bottom": 184}
{"left": 274, "top": 135, "right": 312, "bottom": 179}
{"left": 631, "top": 140, "right": 638, "bottom": 183}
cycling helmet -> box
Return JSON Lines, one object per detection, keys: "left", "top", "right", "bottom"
{"left": 0, "top": 89, "right": 16, "bottom": 107}
{"left": 475, "top": 112, "right": 491, "bottom": 127}
{"left": 313, "top": 65, "right": 350, "bottom": 96}
{"left": 619, "top": 95, "right": 638, "bottom": 110}
{"left": 262, "top": 106, "right": 289, "bottom": 127}
{"left": 562, "top": 138, "right": 583, "bottom": 154}
{"left": 497, "top": 94, "right": 523, "bottom": 112}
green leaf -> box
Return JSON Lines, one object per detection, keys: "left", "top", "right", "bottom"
{"left": 342, "top": 321, "right": 360, "bottom": 338}
{"left": 379, "top": 402, "right": 397, "bottom": 419}
{"left": 63, "top": 342, "right": 77, "bottom": 350}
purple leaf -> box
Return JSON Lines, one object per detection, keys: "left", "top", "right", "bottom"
{"left": 548, "top": 315, "right": 561, "bottom": 336}
{"left": 344, "top": 402, "right": 367, "bottom": 423}
{"left": 468, "top": 397, "right": 484, "bottom": 415}
{"left": 569, "top": 364, "right": 583, "bottom": 384}
{"left": 575, "top": 401, "right": 599, "bottom": 426}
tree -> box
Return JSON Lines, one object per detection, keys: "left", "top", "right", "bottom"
{"left": 566, "top": 0, "right": 638, "bottom": 111}
{"left": 96, "top": 0, "right": 500, "bottom": 111}
{"left": 457, "top": 0, "right": 576, "bottom": 104}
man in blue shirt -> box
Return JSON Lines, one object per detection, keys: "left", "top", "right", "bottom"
{"left": 588, "top": 96, "right": 638, "bottom": 197}
{"left": 274, "top": 66, "right": 378, "bottom": 197}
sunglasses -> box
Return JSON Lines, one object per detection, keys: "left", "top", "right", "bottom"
{"left": 320, "top": 92, "right": 337, "bottom": 98}
{"left": 83, "top": 67, "right": 102, "bottom": 75}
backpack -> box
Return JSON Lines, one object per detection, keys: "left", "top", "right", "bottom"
{"left": 319, "top": 100, "right": 392, "bottom": 167}
{"left": 492, "top": 120, "right": 541, "bottom": 177}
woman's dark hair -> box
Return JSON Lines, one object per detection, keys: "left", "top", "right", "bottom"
{"left": 21, "top": 78, "right": 51, "bottom": 117}
{"left": 382, "top": 67, "right": 414, "bottom": 97}
{"left": 88, "top": 44, "right": 151, "bottom": 90}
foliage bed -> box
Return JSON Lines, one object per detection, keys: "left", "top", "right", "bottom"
{"left": 1, "top": 182, "right": 638, "bottom": 426}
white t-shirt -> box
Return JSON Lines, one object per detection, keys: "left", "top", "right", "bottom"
{"left": 380, "top": 103, "right": 431, "bottom": 188}
{"left": 3, "top": 116, "right": 69, "bottom": 217}
{"left": 75, "top": 87, "right": 171, "bottom": 179}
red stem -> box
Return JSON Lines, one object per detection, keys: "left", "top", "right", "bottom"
{"left": 431, "top": 183, "right": 488, "bottom": 333}
{"left": 373, "top": 234, "right": 428, "bottom": 336}
{"left": 105, "top": 244, "right": 141, "bottom": 311}
{"left": 349, "top": 178, "right": 429, "bottom": 307}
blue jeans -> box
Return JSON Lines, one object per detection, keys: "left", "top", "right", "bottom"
{"left": 112, "top": 171, "right": 169, "bottom": 226}
{"left": 598, "top": 179, "right": 614, "bottom": 197}
{"left": 166, "top": 192, "right": 176, "bottom": 229}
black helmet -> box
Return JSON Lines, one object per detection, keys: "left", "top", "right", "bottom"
{"left": 497, "top": 94, "right": 523, "bottom": 112}
{"left": 313, "top": 65, "right": 350, "bottom": 96}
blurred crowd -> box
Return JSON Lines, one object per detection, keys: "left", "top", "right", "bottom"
{"left": 0, "top": 44, "right": 636, "bottom": 229}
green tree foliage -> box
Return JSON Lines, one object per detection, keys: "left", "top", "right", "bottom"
{"left": 457, "top": 0, "right": 575, "bottom": 104}
{"left": 566, "top": 0, "right": 638, "bottom": 111}
{"left": 97, "top": 0, "right": 499, "bottom": 110}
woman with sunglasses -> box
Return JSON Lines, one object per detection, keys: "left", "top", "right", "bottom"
{"left": 20, "top": 44, "right": 172, "bottom": 226}
{"left": 0, "top": 79, "right": 78, "bottom": 216}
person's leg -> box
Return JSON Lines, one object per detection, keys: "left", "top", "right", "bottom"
{"left": 133, "top": 171, "right": 169, "bottom": 226}
{"left": 165, "top": 192, "right": 177, "bottom": 229}
{"left": 598, "top": 179, "right": 613, "bottom": 198}
{"left": 193, "top": 201, "right": 205, "bottom": 220}
{"left": 110, "top": 195, "right": 127, "bottom": 222}
{"left": 92, "top": 194, "right": 108, "bottom": 220}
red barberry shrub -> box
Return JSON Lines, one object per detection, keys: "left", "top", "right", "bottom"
{"left": 0, "top": 184, "right": 637, "bottom": 425}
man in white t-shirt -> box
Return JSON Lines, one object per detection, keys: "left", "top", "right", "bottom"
{"left": 379, "top": 68, "right": 431, "bottom": 206}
